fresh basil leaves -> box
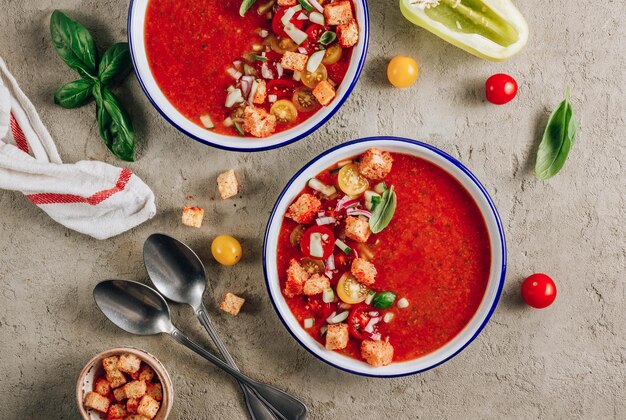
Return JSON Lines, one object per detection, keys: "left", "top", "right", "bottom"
{"left": 50, "top": 10, "right": 135, "bottom": 162}
{"left": 535, "top": 88, "right": 577, "bottom": 180}
{"left": 319, "top": 31, "right": 337, "bottom": 46}
{"left": 369, "top": 185, "right": 397, "bottom": 234}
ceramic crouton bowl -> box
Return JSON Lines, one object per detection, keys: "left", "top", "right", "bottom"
{"left": 76, "top": 347, "right": 173, "bottom": 419}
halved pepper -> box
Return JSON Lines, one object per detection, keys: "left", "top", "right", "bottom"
{"left": 400, "top": 0, "right": 528, "bottom": 61}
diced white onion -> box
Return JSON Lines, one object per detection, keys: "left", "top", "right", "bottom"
{"left": 227, "top": 67, "right": 242, "bottom": 80}
{"left": 309, "top": 0, "right": 324, "bottom": 13}
{"left": 318, "top": 211, "right": 326, "bottom": 217}
{"left": 309, "top": 11, "right": 325, "bottom": 25}
{"left": 252, "top": 43, "right": 263, "bottom": 52}
{"left": 223, "top": 117, "right": 233, "bottom": 127}
{"left": 268, "top": 94, "right": 278, "bottom": 102}
{"left": 321, "top": 233, "right": 329, "bottom": 240}
{"left": 363, "top": 317, "right": 380, "bottom": 333}
{"left": 370, "top": 333, "right": 382, "bottom": 341}
{"left": 334, "top": 238, "right": 351, "bottom": 253}
{"left": 304, "top": 318, "right": 315, "bottom": 329}
{"left": 365, "top": 290, "right": 376, "bottom": 305}
{"left": 383, "top": 313, "right": 394, "bottom": 323}
{"left": 309, "top": 232, "right": 324, "bottom": 258}
{"left": 316, "top": 217, "right": 336, "bottom": 226}
{"left": 276, "top": 62, "right": 284, "bottom": 78}
{"left": 199, "top": 115, "right": 214, "bottom": 129}
{"left": 368, "top": 311, "right": 380, "bottom": 317}
{"left": 225, "top": 89, "right": 244, "bottom": 108}
{"left": 297, "top": 12, "right": 309, "bottom": 20}
{"left": 261, "top": 63, "right": 274, "bottom": 79}
{"left": 248, "top": 79, "right": 260, "bottom": 103}
{"left": 325, "top": 254, "right": 335, "bottom": 270}
{"left": 325, "top": 311, "right": 336, "bottom": 323}
{"left": 284, "top": 23, "right": 308, "bottom": 45}
{"left": 306, "top": 50, "right": 325, "bottom": 73}
{"left": 328, "top": 311, "right": 349, "bottom": 324}
{"left": 397, "top": 298, "right": 409, "bottom": 309}
{"left": 324, "top": 270, "right": 334, "bottom": 279}
{"left": 293, "top": 71, "right": 302, "bottom": 81}
{"left": 281, "top": 5, "right": 302, "bottom": 25}
{"left": 259, "top": 29, "right": 269, "bottom": 38}
{"left": 322, "top": 288, "right": 334, "bottom": 303}
{"left": 298, "top": 47, "right": 308, "bottom": 54}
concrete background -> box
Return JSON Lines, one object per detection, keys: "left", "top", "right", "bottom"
{"left": 1, "top": 0, "right": 625, "bottom": 418}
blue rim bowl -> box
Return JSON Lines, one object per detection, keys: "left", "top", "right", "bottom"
{"left": 127, "top": 0, "right": 370, "bottom": 152}
{"left": 263, "top": 136, "right": 507, "bottom": 377}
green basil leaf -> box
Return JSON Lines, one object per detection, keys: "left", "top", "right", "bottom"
{"left": 369, "top": 185, "right": 397, "bottom": 234}
{"left": 372, "top": 292, "right": 396, "bottom": 309}
{"left": 535, "top": 89, "right": 577, "bottom": 180}
{"left": 239, "top": 0, "right": 257, "bottom": 17}
{"left": 319, "top": 31, "right": 337, "bottom": 46}
{"left": 50, "top": 10, "right": 98, "bottom": 77}
{"left": 53, "top": 78, "right": 94, "bottom": 109}
{"left": 98, "top": 43, "right": 132, "bottom": 86}
{"left": 93, "top": 84, "right": 136, "bottom": 162}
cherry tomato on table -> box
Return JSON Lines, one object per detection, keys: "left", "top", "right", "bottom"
{"left": 211, "top": 235, "right": 242, "bottom": 266}
{"left": 485, "top": 73, "right": 518, "bottom": 105}
{"left": 521, "top": 273, "right": 557, "bottom": 308}
{"left": 387, "top": 56, "right": 419, "bottom": 88}
{"left": 272, "top": 7, "right": 305, "bottom": 39}
{"left": 300, "top": 225, "right": 335, "bottom": 260}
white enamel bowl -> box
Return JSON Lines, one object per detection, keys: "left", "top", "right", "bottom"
{"left": 128, "top": 0, "right": 370, "bottom": 152}
{"left": 263, "top": 137, "right": 507, "bottom": 377}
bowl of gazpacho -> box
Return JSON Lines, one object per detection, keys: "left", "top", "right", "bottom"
{"left": 263, "top": 136, "right": 506, "bottom": 377}
{"left": 128, "top": 0, "right": 369, "bottom": 151}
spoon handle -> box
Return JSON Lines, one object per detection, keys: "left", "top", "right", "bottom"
{"left": 170, "top": 328, "right": 308, "bottom": 420}
{"left": 196, "top": 305, "right": 278, "bottom": 420}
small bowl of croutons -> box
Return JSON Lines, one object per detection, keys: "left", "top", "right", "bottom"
{"left": 76, "top": 347, "right": 173, "bottom": 419}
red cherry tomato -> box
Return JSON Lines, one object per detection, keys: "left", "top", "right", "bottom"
{"left": 485, "top": 73, "right": 518, "bottom": 105}
{"left": 308, "top": 296, "right": 336, "bottom": 319}
{"left": 267, "top": 79, "right": 298, "bottom": 99}
{"left": 521, "top": 273, "right": 557, "bottom": 308}
{"left": 272, "top": 8, "right": 305, "bottom": 39}
{"left": 301, "top": 24, "right": 325, "bottom": 53}
{"left": 300, "top": 225, "right": 335, "bottom": 260}
{"left": 348, "top": 305, "right": 377, "bottom": 340}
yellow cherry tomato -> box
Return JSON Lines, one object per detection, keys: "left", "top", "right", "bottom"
{"left": 211, "top": 235, "right": 242, "bottom": 266}
{"left": 301, "top": 63, "right": 328, "bottom": 89}
{"left": 322, "top": 44, "right": 343, "bottom": 65}
{"left": 270, "top": 100, "right": 298, "bottom": 124}
{"left": 387, "top": 56, "right": 419, "bottom": 88}
{"left": 336, "top": 272, "right": 368, "bottom": 304}
{"left": 337, "top": 163, "right": 369, "bottom": 197}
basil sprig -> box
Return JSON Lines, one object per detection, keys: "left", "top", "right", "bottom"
{"left": 50, "top": 10, "right": 136, "bottom": 162}
{"left": 369, "top": 184, "right": 397, "bottom": 234}
{"left": 319, "top": 31, "right": 337, "bottom": 46}
{"left": 535, "top": 88, "right": 577, "bottom": 179}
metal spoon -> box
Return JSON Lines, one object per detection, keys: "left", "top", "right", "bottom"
{"left": 93, "top": 280, "right": 308, "bottom": 420}
{"left": 143, "top": 233, "right": 279, "bottom": 420}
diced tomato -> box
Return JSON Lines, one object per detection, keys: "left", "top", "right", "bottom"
{"left": 308, "top": 296, "right": 336, "bottom": 319}
{"left": 300, "top": 225, "right": 335, "bottom": 260}
{"left": 302, "top": 24, "right": 326, "bottom": 54}
{"left": 267, "top": 79, "right": 298, "bottom": 99}
{"left": 348, "top": 305, "right": 376, "bottom": 340}
{"left": 272, "top": 8, "right": 305, "bottom": 39}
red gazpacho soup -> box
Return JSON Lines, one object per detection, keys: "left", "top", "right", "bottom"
{"left": 145, "top": 0, "right": 359, "bottom": 138}
{"left": 276, "top": 148, "right": 491, "bottom": 366}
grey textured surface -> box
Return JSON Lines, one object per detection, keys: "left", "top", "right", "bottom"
{"left": 1, "top": 0, "right": 625, "bottom": 419}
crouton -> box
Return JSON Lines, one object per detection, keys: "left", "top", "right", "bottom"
{"left": 351, "top": 258, "right": 377, "bottom": 286}
{"left": 137, "top": 395, "right": 161, "bottom": 419}
{"left": 138, "top": 365, "right": 155, "bottom": 383}
{"left": 285, "top": 193, "right": 321, "bottom": 224}
{"left": 303, "top": 274, "right": 331, "bottom": 296}
{"left": 281, "top": 51, "right": 309, "bottom": 72}
{"left": 312, "top": 80, "right": 336, "bottom": 106}
{"left": 284, "top": 259, "right": 309, "bottom": 298}
{"left": 345, "top": 216, "right": 371, "bottom": 242}
{"left": 117, "top": 353, "right": 142, "bottom": 375}
{"left": 278, "top": 0, "right": 297, "bottom": 5}
{"left": 325, "top": 323, "right": 349, "bottom": 350}
{"left": 243, "top": 106, "right": 277, "bottom": 138}
{"left": 106, "top": 369, "right": 127, "bottom": 389}
{"left": 337, "top": 19, "right": 359, "bottom": 48}
{"left": 252, "top": 79, "right": 267, "bottom": 104}
{"left": 123, "top": 380, "right": 147, "bottom": 399}
{"left": 94, "top": 378, "right": 111, "bottom": 396}
{"left": 217, "top": 169, "right": 239, "bottom": 200}
{"left": 181, "top": 206, "right": 204, "bottom": 228}
{"left": 112, "top": 387, "right": 126, "bottom": 402}
{"left": 125, "top": 415, "right": 150, "bottom": 420}
{"left": 219, "top": 292, "right": 245, "bottom": 316}
{"left": 84, "top": 391, "right": 110, "bottom": 413}
{"left": 146, "top": 382, "right": 163, "bottom": 402}
{"left": 102, "top": 356, "right": 120, "bottom": 373}
{"left": 361, "top": 339, "right": 394, "bottom": 367}
{"left": 129, "top": 370, "right": 141, "bottom": 381}
{"left": 324, "top": 1, "right": 353, "bottom": 25}
{"left": 358, "top": 148, "right": 393, "bottom": 180}
{"left": 126, "top": 398, "right": 140, "bottom": 414}
{"left": 108, "top": 403, "right": 127, "bottom": 418}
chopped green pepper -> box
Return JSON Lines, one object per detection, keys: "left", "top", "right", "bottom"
{"left": 400, "top": 0, "right": 528, "bottom": 61}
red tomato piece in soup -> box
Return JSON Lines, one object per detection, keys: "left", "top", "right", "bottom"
{"left": 300, "top": 225, "right": 335, "bottom": 260}
{"left": 272, "top": 7, "right": 305, "bottom": 39}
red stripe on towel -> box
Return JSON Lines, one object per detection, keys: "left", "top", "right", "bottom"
{"left": 26, "top": 169, "right": 133, "bottom": 206}
{"left": 10, "top": 113, "right": 29, "bottom": 154}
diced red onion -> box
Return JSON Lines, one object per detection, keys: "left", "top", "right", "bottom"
{"left": 261, "top": 63, "right": 274, "bottom": 79}
{"left": 347, "top": 208, "right": 372, "bottom": 218}
{"left": 316, "top": 216, "right": 336, "bottom": 226}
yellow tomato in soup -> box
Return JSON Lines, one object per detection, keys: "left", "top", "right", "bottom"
{"left": 338, "top": 164, "right": 369, "bottom": 197}
{"left": 387, "top": 56, "right": 419, "bottom": 88}
{"left": 270, "top": 100, "right": 298, "bottom": 124}
{"left": 211, "top": 235, "right": 242, "bottom": 266}
{"left": 336, "top": 272, "right": 369, "bottom": 304}
{"left": 301, "top": 63, "right": 328, "bottom": 89}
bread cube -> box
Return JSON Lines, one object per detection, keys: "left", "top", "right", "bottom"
{"left": 137, "top": 395, "right": 161, "bottom": 419}
{"left": 312, "top": 80, "right": 336, "bottom": 106}
{"left": 361, "top": 339, "right": 394, "bottom": 367}
{"left": 102, "top": 356, "right": 119, "bottom": 373}
{"left": 303, "top": 274, "right": 331, "bottom": 296}
{"left": 126, "top": 398, "right": 140, "bottom": 414}
{"left": 125, "top": 415, "right": 150, "bottom": 420}
{"left": 181, "top": 206, "right": 204, "bottom": 228}
{"left": 219, "top": 292, "right": 246, "bottom": 316}
{"left": 123, "top": 380, "right": 147, "bottom": 399}
{"left": 337, "top": 19, "right": 359, "bottom": 47}
{"left": 351, "top": 258, "right": 377, "bottom": 286}
{"left": 284, "top": 259, "right": 309, "bottom": 298}
{"left": 278, "top": 0, "right": 297, "bottom": 5}
{"left": 345, "top": 216, "right": 371, "bottom": 243}
{"left": 108, "top": 403, "right": 127, "bottom": 419}
{"left": 106, "top": 369, "right": 127, "bottom": 389}
{"left": 358, "top": 148, "right": 393, "bottom": 180}
{"left": 243, "top": 106, "right": 277, "bottom": 138}
{"left": 112, "top": 387, "right": 126, "bottom": 402}
{"left": 217, "top": 169, "right": 239, "bottom": 200}
{"left": 94, "top": 378, "right": 111, "bottom": 396}
{"left": 146, "top": 382, "right": 163, "bottom": 402}
{"left": 325, "top": 323, "right": 349, "bottom": 350}
{"left": 84, "top": 391, "right": 110, "bottom": 413}
{"left": 117, "top": 353, "right": 142, "bottom": 374}
{"left": 252, "top": 79, "right": 267, "bottom": 104}
{"left": 324, "top": 1, "right": 353, "bottom": 25}
{"left": 285, "top": 193, "right": 321, "bottom": 224}
{"left": 281, "top": 51, "right": 308, "bottom": 72}
{"left": 138, "top": 365, "right": 155, "bottom": 383}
